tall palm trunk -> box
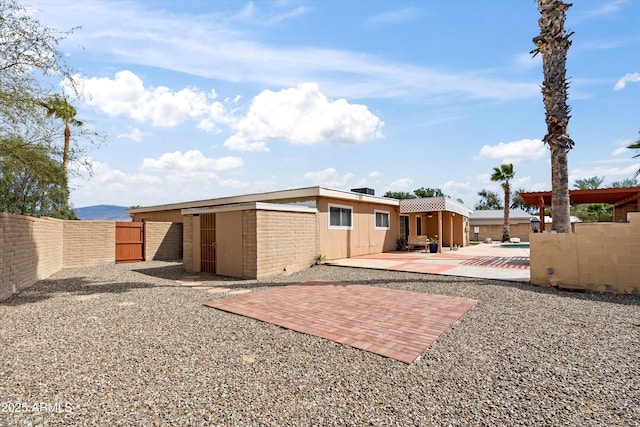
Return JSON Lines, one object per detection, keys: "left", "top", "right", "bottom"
{"left": 503, "top": 181, "right": 511, "bottom": 242}
{"left": 63, "top": 122, "right": 70, "bottom": 179}
{"left": 533, "top": 0, "right": 574, "bottom": 233}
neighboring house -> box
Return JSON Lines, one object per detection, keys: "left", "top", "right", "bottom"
{"left": 127, "top": 186, "right": 472, "bottom": 279}
{"left": 469, "top": 209, "right": 535, "bottom": 242}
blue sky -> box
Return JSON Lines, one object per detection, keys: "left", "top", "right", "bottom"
{"left": 29, "top": 0, "right": 640, "bottom": 208}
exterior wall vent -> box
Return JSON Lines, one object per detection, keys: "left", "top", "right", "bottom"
{"left": 351, "top": 187, "right": 375, "bottom": 196}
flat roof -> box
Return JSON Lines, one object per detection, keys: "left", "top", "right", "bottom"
{"left": 127, "top": 186, "right": 399, "bottom": 214}
{"left": 520, "top": 187, "right": 640, "bottom": 206}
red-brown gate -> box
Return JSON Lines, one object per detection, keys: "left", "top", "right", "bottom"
{"left": 115, "top": 222, "right": 145, "bottom": 263}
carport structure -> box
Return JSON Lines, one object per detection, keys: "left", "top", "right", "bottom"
{"left": 520, "top": 186, "right": 640, "bottom": 232}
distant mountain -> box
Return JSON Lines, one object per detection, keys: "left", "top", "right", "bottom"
{"left": 74, "top": 205, "right": 131, "bottom": 221}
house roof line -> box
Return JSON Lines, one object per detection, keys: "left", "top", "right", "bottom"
{"left": 182, "top": 202, "right": 318, "bottom": 215}
{"left": 127, "top": 186, "right": 398, "bottom": 214}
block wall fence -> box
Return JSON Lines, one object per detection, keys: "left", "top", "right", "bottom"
{"left": 469, "top": 223, "right": 533, "bottom": 242}
{"left": 0, "top": 213, "right": 181, "bottom": 301}
{"left": 530, "top": 212, "right": 640, "bottom": 294}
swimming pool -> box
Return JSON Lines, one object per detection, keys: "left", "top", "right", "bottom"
{"left": 499, "top": 243, "right": 530, "bottom": 249}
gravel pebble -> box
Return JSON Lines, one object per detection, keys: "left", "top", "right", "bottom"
{"left": 1, "top": 261, "right": 638, "bottom": 426}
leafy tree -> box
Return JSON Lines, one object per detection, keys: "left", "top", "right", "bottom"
{"left": 571, "top": 203, "right": 612, "bottom": 223}
{"left": 384, "top": 187, "right": 445, "bottom": 199}
{"left": 0, "top": 137, "right": 76, "bottom": 218}
{"left": 628, "top": 132, "right": 640, "bottom": 179}
{"left": 0, "top": 0, "right": 99, "bottom": 218}
{"left": 413, "top": 187, "right": 444, "bottom": 198}
{"left": 611, "top": 178, "right": 638, "bottom": 188}
{"left": 475, "top": 189, "right": 502, "bottom": 211}
{"left": 532, "top": 0, "right": 574, "bottom": 233}
{"left": 573, "top": 176, "right": 604, "bottom": 190}
{"left": 383, "top": 191, "right": 415, "bottom": 199}
{"left": 491, "top": 163, "right": 515, "bottom": 242}
{"left": 511, "top": 188, "right": 536, "bottom": 213}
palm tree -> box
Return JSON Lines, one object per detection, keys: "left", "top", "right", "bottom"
{"left": 628, "top": 134, "right": 640, "bottom": 179}
{"left": 40, "top": 94, "right": 83, "bottom": 178}
{"left": 491, "top": 163, "right": 515, "bottom": 242}
{"left": 532, "top": 0, "right": 574, "bottom": 233}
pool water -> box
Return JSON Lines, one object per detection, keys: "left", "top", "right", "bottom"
{"left": 499, "top": 243, "right": 530, "bottom": 249}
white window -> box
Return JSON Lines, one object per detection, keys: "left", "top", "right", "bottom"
{"left": 328, "top": 204, "right": 353, "bottom": 229}
{"left": 374, "top": 210, "right": 390, "bottom": 230}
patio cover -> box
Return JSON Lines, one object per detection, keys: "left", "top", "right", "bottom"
{"left": 519, "top": 187, "right": 640, "bottom": 231}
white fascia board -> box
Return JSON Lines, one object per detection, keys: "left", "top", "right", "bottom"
{"left": 128, "top": 186, "right": 322, "bottom": 214}
{"left": 182, "top": 202, "right": 318, "bottom": 215}
{"left": 128, "top": 186, "right": 398, "bottom": 214}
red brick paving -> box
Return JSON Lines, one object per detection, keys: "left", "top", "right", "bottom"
{"left": 205, "top": 281, "right": 477, "bottom": 364}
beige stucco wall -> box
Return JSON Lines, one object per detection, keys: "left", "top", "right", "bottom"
{"left": 531, "top": 212, "right": 640, "bottom": 294}
{"left": 0, "top": 213, "right": 64, "bottom": 301}
{"left": 405, "top": 212, "right": 468, "bottom": 248}
{"left": 216, "top": 211, "right": 243, "bottom": 278}
{"left": 145, "top": 222, "right": 183, "bottom": 261}
{"left": 317, "top": 197, "right": 398, "bottom": 260}
{"left": 131, "top": 209, "right": 183, "bottom": 223}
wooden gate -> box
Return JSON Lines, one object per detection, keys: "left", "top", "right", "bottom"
{"left": 116, "top": 222, "right": 144, "bottom": 263}
{"left": 200, "top": 213, "right": 216, "bottom": 273}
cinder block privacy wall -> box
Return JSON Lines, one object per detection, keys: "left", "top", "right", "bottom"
{"left": 530, "top": 212, "right": 640, "bottom": 294}
{"left": 0, "top": 213, "right": 181, "bottom": 301}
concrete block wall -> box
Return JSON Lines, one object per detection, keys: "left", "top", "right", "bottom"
{"left": 146, "top": 222, "right": 183, "bottom": 261}
{"left": 254, "top": 210, "right": 317, "bottom": 278}
{"left": 63, "top": 221, "right": 115, "bottom": 268}
{"left": 242, "top": 210, "right": 258, "bottom": 278}
{"left": 469, "top": 223, "right": 533, "bottom": 242}
{"left": 183, "top": 216, "right": 194, "bottom": 271}
{"left": 0, "top": 213, "right": 64, "bottom": 301}
{"left": 531, "top": 212, "right": 640, "bottom": 294}
{"left": 1, "top": 213, "right": 181, "bottom": 301}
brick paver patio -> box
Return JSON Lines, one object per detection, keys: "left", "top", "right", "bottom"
{"left": 205, "top": 281, "right": 477, "bottom": 364}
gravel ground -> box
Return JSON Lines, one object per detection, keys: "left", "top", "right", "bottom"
{"left": 1, "top": 261, "right": 638, "bottom": 426}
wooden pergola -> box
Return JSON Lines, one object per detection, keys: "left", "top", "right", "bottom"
{"left": 519, "top": 187, "right": 640, "bottom": 232}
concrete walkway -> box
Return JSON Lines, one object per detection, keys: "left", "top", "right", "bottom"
{"left": 327, "top": 243, "right": 531, "bottom": 282}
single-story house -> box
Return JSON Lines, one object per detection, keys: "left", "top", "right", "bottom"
{"left": 127, "top": 186, "right": 473, "bottom": 279}
{"left": 469, "top": 209, "right": 536, "bottom": 242}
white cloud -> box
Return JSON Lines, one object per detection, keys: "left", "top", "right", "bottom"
{"left": 612, "top": 138, "right": 634, "bottom": 156}
{"left": 368, "top": 171, "right": 381, "bottom": 177}
{"left": 117, "top": 127, "right": 147, "bottom": 142}
{"left": 224, "top": 83, "right": 384, "bottom": 151}
{"left": 140, "top": 150, "right": 243, "bottom": 172}
{"left": 614, "top": 72, "right": 640, "bottom": 90}
{"left": 65, "top": 70, "right": 230, "bottom": 129}
{"left": 365, "top": 8, "right": 423, "bottom": 26}
{"left": 34, "top": 2, "right": 540, "bottom": 102}
{"left": 387, "top": 177, "right": 413, "bottom": 190}
{"left": 223, "top": 136, "right": 269, "bottom": 152}
{"left": 477, "top": 139, "right": 547, "bottom": 164}
{"left": 303, "top": 168, "right": 354, "bottom": 187}
{"left": 570, "top": 163, "right": 640, "bottom": 185}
